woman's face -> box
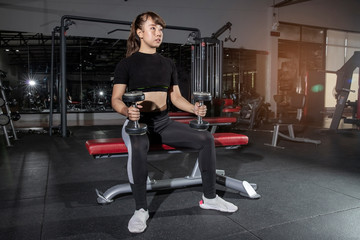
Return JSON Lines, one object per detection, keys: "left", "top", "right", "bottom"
{"left": 137, "top": 17, "right": 163, "bottom": 52}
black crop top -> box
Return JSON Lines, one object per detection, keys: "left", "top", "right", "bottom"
{"left": 113, "top": 52, "right": 179, "bottom": 92}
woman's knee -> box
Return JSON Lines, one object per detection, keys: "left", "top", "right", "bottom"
{"left": 197, "top": 131, "right": 214, "bottom": 146}
{"left": 130, "top": 135, "right": 150, "bottom": 152}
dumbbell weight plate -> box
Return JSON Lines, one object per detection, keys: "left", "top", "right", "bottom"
{"left": 189, "top": 119, "right": 209, "bottom": 131}
{"left": 125, "top": 120, "right": 148, "bottom": 135}
{"left": 0, "top": 97, "right": 5, "bottom": 107}
{"left": 122, "top": 91, "right": 148, "bottom": 135}
{"left": 193, "top": 92, "right": 212, "bottom": 102}
{"left": 0, "top": 114, "right": 10, "bottom": 126}
{"left": 11, "top": 111, "right": 21, "bottom": 121}
{"left": 122, "top": 91, "right": 145, "bottom": 103}
{"left": 125, "top": 123, "right": 148, "bottom": 135}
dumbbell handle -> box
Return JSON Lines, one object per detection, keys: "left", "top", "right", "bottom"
{"left": 123, "top": 91, "right": 147, "bottom": 135}
{"left": 130, "top": 102, "right": 140, "bottom": 128}
{"left": 197, "top": 101, "right": 204, "bottom": 124}
{"left": 190, "top": 93, "right": 210, "bottom": 131}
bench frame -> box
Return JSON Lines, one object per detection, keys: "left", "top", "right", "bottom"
{"left": 264, "top": 123, "right": 321, "bottom": 149}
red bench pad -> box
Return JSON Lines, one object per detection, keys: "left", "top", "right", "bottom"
{"left": 86, "top": 133, "right": 248, "bottom": 156}
{"left": 222, "top": 106, "right": 241, "bottom": 113}
{"left": 174, "top": 117, "right": 237, "bottom": 124}
{"left": 168, "top": 112, "right": 195, "bottom": 117}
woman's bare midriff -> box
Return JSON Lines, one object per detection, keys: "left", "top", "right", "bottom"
{"left": 139, "top": 91, "right": 168, "bottom": 112}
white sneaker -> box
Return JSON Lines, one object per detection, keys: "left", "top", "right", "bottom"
{"left": 199, "top": 195, "right": 238, "bottom": 213}
{"left": 128, "top": 208, "right": 149, "bottom": 233}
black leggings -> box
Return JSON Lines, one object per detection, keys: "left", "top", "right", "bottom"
{"left": 122, "top": 111, "right": 216, "bottom": 210}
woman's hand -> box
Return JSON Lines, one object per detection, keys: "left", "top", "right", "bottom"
{"left": 194, "top": 102, "right": 207, "bottom": 117}
{"left": 127, "top": 104, "right": 143, "bottom": 121}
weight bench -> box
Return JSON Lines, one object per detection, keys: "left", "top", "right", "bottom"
{"left": 222, "top": 98, "right": 241, "bottom": 117}
{"left": 265, "top": 93, "right": 321, "bottom": 148}
{"left": 86, "top": 132, "right": 260, "bottom": 204}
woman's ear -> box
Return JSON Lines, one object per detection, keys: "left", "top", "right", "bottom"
{"left": 136, "top": 29, "right": 143, "bottom": 39}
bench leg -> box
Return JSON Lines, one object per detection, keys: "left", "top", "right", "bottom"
{"left": 264, "top": 124, "right": 282, "bottom": 148}
{"left": 96, "top": 184, "right": 131, "bottom": 204}
{"left": 265, "top": 124, "right": 321, "bottom": 149}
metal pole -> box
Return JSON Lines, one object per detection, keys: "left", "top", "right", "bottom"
{"left": 61, "top": 15, "right": 200, "bottom": 36}
{"left": 196, "top": 43, "right": 201, "bottom": 92}
{"left": 80, "top": 42, "right": 83, "bottom": 111}
{"left": 60, "top": 22, "right": 67, "bottom": 137}
{"left": 206, "top": 42, "right": 210, "bottom": 93}
{"left": 218, "top": 40, "right": 223, "bottom": 99}
{"left": 209, "top": 43, "right": 214, "bottom": 96}
{"left": 49, "top": 28, "right": 57, "bottom": 136}
{"left": 358, "top": 72, "right": 360, "bottom": 120}
{"left": 215, "top": 43, "right": 219, "bottom": 98}
{"left": 200, "top": 40, "right": 206, "bottom": 92}
{"left": 191, "top": 45, "right": 195, "bottom": 97}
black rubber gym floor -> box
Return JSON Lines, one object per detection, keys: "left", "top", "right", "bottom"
{"left": 1, "top": 121, "right": 360, "bottom": 240}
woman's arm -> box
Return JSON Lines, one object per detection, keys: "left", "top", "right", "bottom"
{"left": 169, "top": 85, "right": 206, "bottom": 117}
{"left": 111, "top": 83, "right": 141, "bottom": 121}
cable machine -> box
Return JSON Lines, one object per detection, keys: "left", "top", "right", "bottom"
{"left": 52, "top": 15, "right": 201, "bottom": 137}
{"left": 53, "top": 16, "right": 234, "bottom": 137}
{"left": 191, "top": 22, "right": 233, "bottom": 98}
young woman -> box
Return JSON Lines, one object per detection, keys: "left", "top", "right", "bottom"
{"left": 111, "top": 11, "right": 238, "bottom": 234}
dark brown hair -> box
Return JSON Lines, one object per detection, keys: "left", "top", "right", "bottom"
{"left": 126, "top": 11, "right": 166, "bottom": 57}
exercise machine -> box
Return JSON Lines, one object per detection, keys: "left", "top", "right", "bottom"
{"left": 55, "top": 15, "right": 201, "bottom": 137}
{"left": 237, "top": 95, "right": 270, "bottom": 129}
{"left": 0, "top": 70, "right": 18, "bottom": 146}
{"left": 191, "top": 22, "right": 234, "bottom": 98}
{"left": 330, "top": 51, "right": 360, "bottom": 130}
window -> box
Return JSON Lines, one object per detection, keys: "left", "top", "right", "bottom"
{"left": 278, "top": 23, "right": 325, "bottom": 95}
{"left": 325, "top": 29, "right": 360, "bottom": 108}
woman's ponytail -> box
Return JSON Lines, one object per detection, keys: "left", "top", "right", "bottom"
{"left": 126, "top": 22, "right": 141, "bottom": 57}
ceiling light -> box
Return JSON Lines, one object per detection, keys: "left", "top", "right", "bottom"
{"left": 28, "top": 80, "right": 36, "bottom": 86}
